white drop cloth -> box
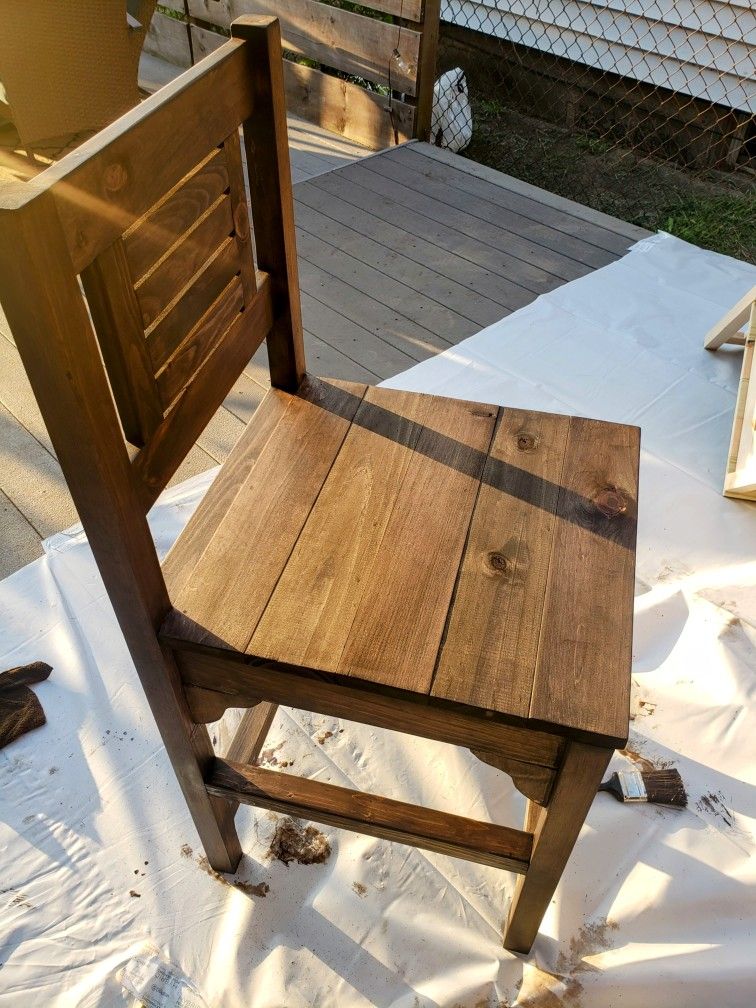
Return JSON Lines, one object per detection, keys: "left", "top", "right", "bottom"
{"left": 1, "top": 233, "right": 755, "bottom": 1007}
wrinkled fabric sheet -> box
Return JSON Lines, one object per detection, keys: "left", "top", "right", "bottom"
{"left": 1, "top": 233, "right": 755, "bottom": 1007}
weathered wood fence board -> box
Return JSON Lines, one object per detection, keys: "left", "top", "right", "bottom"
{"left": 152, "top": 1, "right": 440, "bottom": 148}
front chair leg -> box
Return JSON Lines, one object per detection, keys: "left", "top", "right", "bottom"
{"left": 503, "top": 741, "right": 612, "bottom": 954}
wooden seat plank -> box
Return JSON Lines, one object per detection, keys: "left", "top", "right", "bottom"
{"left": 247, "top": 387, "right": 497, "bottom": 692}
{"left": 432, "top": 408, "right": 571, "bottom": 718}
{"left": 165, "top": 377, "right": 368, "bottom": 651}
{"left": 529, "top": 417, "right": 639, "bottom": 743}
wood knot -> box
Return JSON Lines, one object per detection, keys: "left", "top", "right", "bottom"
{"left": 594, "top": 485, "right": 627, "bottom": 518}
{"left": 103, "top": 162, "right": 128, "bottom": 194}
{"left": 471, "top": 407, "right": 495, "bottom": 418}
{"left": 486, "top": 550, "right": 509, "bottom": 573}
{"left": 515, "top": 431, "right": 537, "bottom": 452}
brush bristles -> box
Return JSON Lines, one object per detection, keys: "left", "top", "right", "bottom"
{"left": 642, "top": 769, "right": 687, "bottom": 807}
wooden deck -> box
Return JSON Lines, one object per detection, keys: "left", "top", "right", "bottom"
{"left": 0, "top": 137, "right": 647, "bottom": 579}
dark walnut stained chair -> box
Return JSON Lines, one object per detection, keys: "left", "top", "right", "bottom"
{"left": 0, "top": 18, "right": 639, "bottom": 954}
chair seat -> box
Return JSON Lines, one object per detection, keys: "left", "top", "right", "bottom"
{"left": 161, "top": 376, "right": 639, "bottom": 747}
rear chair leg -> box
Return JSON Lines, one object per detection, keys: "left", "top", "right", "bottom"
{"left": 503, "top": 741, "right": 612, "bottom": 954}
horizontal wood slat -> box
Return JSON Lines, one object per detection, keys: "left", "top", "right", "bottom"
{"left": 146, "top": 237, "right": 242, "bottom": 371}
{"left": 136, "top": 194, "right": 236, "bottom": 329}
{"left": 134, "top": 273, "right": 274, "bottom": 508}
{"left": 171, "top": 646, "right": 565, "bottom": 765}
{"left": 207, "top": 757, "right": 533, "bottom": 872}
{"left": 124, "top": 147, "right": 230, "bottom": 284}
{"left": 193, "top": 0, "right": 421, "bottom": 94}
{"left": 43, "top": 40, "right": 252, "bottom": 273}
{"left": 189, "top": 0, "right": 423, "bottom": 26}
{"left": 156, "top": 274, "right": 245, "bottom": 409}
{"left": 189, "top": 22, "right": 417, "bottom": 149}
{"left": 284, "top": 61, "right": 415, "bottom": 149}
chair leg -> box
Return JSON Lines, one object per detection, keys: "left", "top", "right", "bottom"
{"left": 503, "top": 741, "right": 612, "bottom": 954}
{"left": 185, "top": 720, "right": 243, "bottom": 873}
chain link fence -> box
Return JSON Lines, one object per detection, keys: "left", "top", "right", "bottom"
{"left": 435, "top": 0, "right": 755, "bottom": 173}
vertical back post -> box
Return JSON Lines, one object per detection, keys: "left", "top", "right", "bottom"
{"left": 232, "top": 16, "right": 305, "bottom": 391}
{"left": 0, "top": 190, "right": 241, "bottom": 872}
{"left": 414, "top": 0, "right": 442, "bottom": 142}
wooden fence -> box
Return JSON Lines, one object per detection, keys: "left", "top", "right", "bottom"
{"left": 144, "top": 1, "right": 441, "bottom": 149}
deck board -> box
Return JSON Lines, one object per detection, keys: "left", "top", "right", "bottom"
{"left": 0, "top": 138, "right": 647, "bottom": 577}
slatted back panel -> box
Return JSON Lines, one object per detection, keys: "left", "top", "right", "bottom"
{"left": 45, "top": 19, "right": 302, "bottom": 509}
{"left": 81, "top": 130, "right": 259, "bottom": 449}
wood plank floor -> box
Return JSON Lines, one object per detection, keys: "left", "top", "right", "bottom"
{"left": 0, "top": 138, "right": 648, "bottom": 579}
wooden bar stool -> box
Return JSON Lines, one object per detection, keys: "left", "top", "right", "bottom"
{"left": 0, "top": 17, "right": 639, "bottom": 954}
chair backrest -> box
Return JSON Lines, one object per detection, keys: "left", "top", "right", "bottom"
{"left": 0, "top": 17, "right": 304, "bottom": 638}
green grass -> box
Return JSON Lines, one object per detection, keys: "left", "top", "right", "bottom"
{"left": 464, "top": 98, "right": 756, "bottom": 263}
{"left": 661, "top": 196, "right": 756, "bottom": 262}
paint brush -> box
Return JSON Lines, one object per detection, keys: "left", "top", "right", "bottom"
{"left": 598, "top": 768, "right": 687, "bottom": 807}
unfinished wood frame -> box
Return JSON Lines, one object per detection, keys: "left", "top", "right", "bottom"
{"left": 186, "top": 0, "right": 442, "bottom": 148}
{"left": 0, "top": 17, "right": 636, "bottom": 956}
{"left": 704, "top": 287, "right": 756, "bottom": 500}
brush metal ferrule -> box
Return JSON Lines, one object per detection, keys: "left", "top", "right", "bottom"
{"left": 618, "top": 770, "right": 648, "bottom": 801}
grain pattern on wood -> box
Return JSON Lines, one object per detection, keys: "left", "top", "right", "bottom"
{"left": 529, "top": 417, "right": 639, "bottom": 744}
{"left": 170, "top": 647, "right": 564, "bottom": 766}
{"left": 284, "top": 61, "right": 414, "bottom": 150}
{"left": 220, "top": 1, "right": 420, "bottom": 94}
{"left": 233, "top": 18, "right": 306, "bottom": 390}
{"left": 414, "top": 0, "right": 441, "bottom": 142}
{"left": 222, "top": 128, "right": 258, "bottom": 303}
{"left": 432, "top": 410, "right": 571, "bottom": 718}
{"left": 471, "top": 748, "right": 556, "bottom": 806}
{"left": 133, "top": 274, "right": 274, "bottom": 508}
{"left": 167, "top": 377, "right": 367, "bottom": 647}
{"left": 145, "top": 237, "right": 242, "bottom": 372}
{"left": 188, "top": 0, "right": 423, "bottom": 24}
{"left": 504, "top": 742, "right": 612, "bottom": 953}
{"left": 81, "top": 238, "right": 164, "bottom": 447}
{"left": 249, "top": 387, "right": 497, "bottom": 690}
{"left": 190, "top": 22, "right": 416, "bottom": 150}
{"left": 226, "top": 703, "right": 278, "bottom": 764}
{"left": 135, "top": 194, "right": 236, "bottom": 329}
{"left": 208, "top": 757, "right": 533, "bottom": 872}
{"left": 124, "top": 147, "right": 230, "bottom": 283}
{"left": 156, "top": 275, "right": 245, "bottom": 410}
{"left": 48, "top": 41, "right": 253, "bottom": 272}
{"left": 224, "top": 701, "right": 279, "bottom": 816}
{"left": 161, "top": 382, "right": 321, "bottom": 597}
